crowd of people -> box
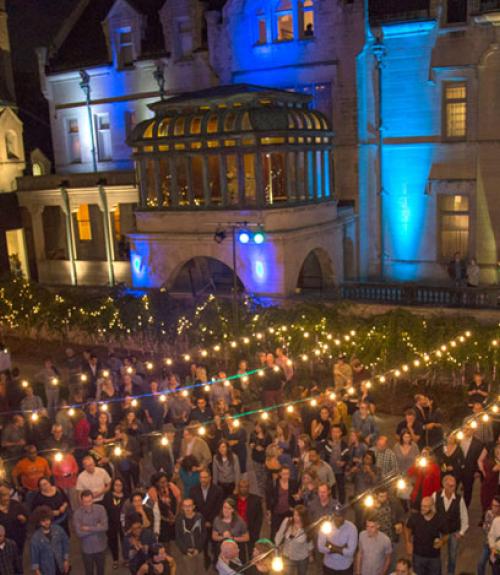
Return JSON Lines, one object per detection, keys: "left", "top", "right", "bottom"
{"left": 0, "top": 345, "right": 497, "bottom": 575}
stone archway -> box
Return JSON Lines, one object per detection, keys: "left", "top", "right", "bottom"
{"left": 297, "top": 247, "right": 335, "bottom": 292}
{"left": 168, "top": 256, "right": 245, "bottom": 296}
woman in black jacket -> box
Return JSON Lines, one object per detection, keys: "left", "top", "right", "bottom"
{"left": 102, "top": 477, "right": 128, "bottom": 569}
{"left": 265, "top": 466, "right": 300, "bottom": 539}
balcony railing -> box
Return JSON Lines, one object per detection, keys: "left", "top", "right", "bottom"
{"left": 339, "top": 282, "right": 500, "bottom": 309}
{"left": 369, "top": 0, "right": 431, "bottom": 25}
{"left": 476, "top": 0, "right": 500, "bottom": 12}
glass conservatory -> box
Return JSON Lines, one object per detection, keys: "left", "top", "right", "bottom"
{"left": 129, "top": 84, "right": 334, "bottom": 209}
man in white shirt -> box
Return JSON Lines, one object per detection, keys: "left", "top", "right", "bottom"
{"left": 432, "top": 474, "right": 469, "bottom": 575}
{"left": 76, "top": 455, "right": 111, "bottom": 502}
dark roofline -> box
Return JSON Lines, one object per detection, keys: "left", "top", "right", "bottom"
{"left": 150, "top": 84, "right": 311, "bottom": 112}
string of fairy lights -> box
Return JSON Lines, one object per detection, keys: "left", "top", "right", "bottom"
{"left": 0, "top": 326, "right": 498, "bottom": 571}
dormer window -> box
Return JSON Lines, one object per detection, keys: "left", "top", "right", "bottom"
{"left": 276, "top": 0, "right": 293, "bottom": 42}
{"left": 300, "top": 0, "right": 315, "bottom": 38}
{"left": 118, "top": 28, "right": 134, "bottom": 68}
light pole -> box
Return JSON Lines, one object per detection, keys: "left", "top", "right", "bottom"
{"left": 153, "top": 64, "right": 166, "bottom": 100}
{"left": 79, "top": 70, "right": 98, "bottom": 173}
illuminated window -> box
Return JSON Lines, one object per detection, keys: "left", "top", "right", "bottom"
{"left": 439, "top": 195, "right": 469, "bottom": 259}
{"left": 66, "top": 118, "right": 81, "bottom": 163}
{"left": 118, "top": 29, "right": 134, "bottom": 68}
{"left": 174, "top": 117, "right": 185, "bottom": 136}
{"left": 444, "top": 83, "right": 467, "bottom": 139}
{"left": 32, "top": 162, "right": 43, "bottom": 176}
{"left": 300, "top": 0, "right": 315, "bottom": 38}
{"left": 276, "top": 0, "right": 293, "bottom": 42}
{"left": 77, "top": 204, "right": 92, "bottom": 241}
{"left": 190, "top": 117, "right": 202, "bottom": 134}
{"left": 256, "top": 10, "right": 268, "bottom": 44}
{"left": 95, "top": 113, "right": 112, "bottom": 161}
{"left": 112, "top": 206, "right": 121, "bottom": 240}
{"left": 207, "top": 115, "right": 218, "bottom": 134}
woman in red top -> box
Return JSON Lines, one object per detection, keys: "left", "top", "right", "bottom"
{"left": 73, "top": 409, "right": 91, "bottom": 467}
{"left": 407, "top": 448, "right": 441, "bottom": 510}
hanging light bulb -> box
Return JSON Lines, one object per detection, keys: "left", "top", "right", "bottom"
{"left": 465, "top": 330, "right": 472, "bottom": 337}
{"left": 102, "top": 369, "right": 110, "bottom": 378}
{"left": 204, "top": 384, "right": 211, "bottom": 392}
{"left": 310, "top": 398, "right": 318, "bottom": 407}
{"left": 198, "top": 426, "right": 206, "bottom": 436}
{"left": 68, "top": 408, "right": 75, "bottom": 417}
{"left": 31, "top": 412, "right": 39, "bottom": 422}
{"left": 80, "top": 373, "right": 88, "bottom": 382}
{"left": 456, "top": 430, "right": 464, "bottom": 440}
{"left": 318, "top": 520, "right": 333, "bottom": 535}
{"left": 329, "top": 392, "right": 337, "bottom": 401}
{"left": 396, "top": 478, "right": 407, "bottom": 491}
{"left": 165, "top": 358, "right": 173, "bottom": 366}
{"left": 131, "top": 399, "right": 138, "bottom": 407}
{"left": 492, "top": 405, "right": 499, "bottom": 414}
{"left": 146, "top": 361, "right": 154, "bottom": 371}
{"left": 21, "top": 379, "right": 29, "bottom": 389}
{"left": 126, "top": 366, "right": 133, "bottom": 374}
{"left": 470, "top": 420, "right": 478, "bottom": 429}
{"left": 184, "top": 354, "right": 191, "bottom": 362}
{"left": 258, "top": 370, "right": 265, "bottom": 377}
{"left": 482, "top": 413, "right": 490, "bottom": 422}
{"left": 261, "top": 412, "right": 269, "bottom": 421}
{"left": 286, "top": 359, "right": 293, "bottom": 367}
{"left": 242, "top": 376, "right": 249, "bottom": 384}
{"left": 100, "top": 403, "right": 108, "bottom": 412}
{"left": 286, "top": 405, "right": 294, "bottom": 413}
{"left": 114, "top": 446, "right": 122, "bottom": 457}
{"left": 271, "top": 556, "right": 284, "bottom": 572}
{"left": 223, "top": 379, "right": 231, "bottom": 387}
{"left": 365, "top": 381, "right": 372, "bottom": 389}
{"left": 402, "top": 365, "right": 409, "bottom": 372}
{"left": 54, "top": 452, "right": 63, "bottom": 462}
{"left": 418, "top": 456, "right": 428, "bottom": 468}
{"left": 161, "top": 436, "right": 169, "bottom": 446}
{"left": 232, "top": 419, "right": 240, "bottom": 428}
{"left": 273, "top": 365, "right": 280, "bottom": 372}
{"left": 301, "top": 354, "right": 309, "bottom": 362}
{"left": 364, "top": 494, "right": 375, "bottom": 507}
{"left": 379, "top": 375, "right": 386, "bottom": 383}
{"left": 347, "top": 386, "right": 355, "bottom": 396}
{"left": 394, "top": 370, "right": 401, "bottom": 378}
{"left": 51, "top": 377, "right": 59, "bottom": 386}
{"left": 214, "top": 345, "right": 221, "bottom": 352}
{"left": 181, "top": 390, "right": 189, "bottom": 398}
{"left": 230, "top": 341, "right": 237, "bottom": 348}
{"left": 201, "top": 349, "right": 208, "bottom": 357}
{"left": 159, "top": 394, "right": 167, "bottom": 403}
{"left": 413, "top": 360, "right": 420, "bottom": 367}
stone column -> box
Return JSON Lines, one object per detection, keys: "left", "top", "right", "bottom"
{"left": 202, "top": 156, "right": 210, "bottom": 206}
{"left": 26, "top": 204, "right": 45, "bottom": 263}
{"left": 98, "top": 184, "right": 116, "bottom": 286}
{"left": 220, "top": 155, "right": 228, "bottom": 207}
{"left": 60, "top": 188, "right": 78, "bottom": 286}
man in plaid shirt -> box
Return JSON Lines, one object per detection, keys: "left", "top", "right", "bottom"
{"left": 0, "top": 525, "right": 22, "bottom": 575}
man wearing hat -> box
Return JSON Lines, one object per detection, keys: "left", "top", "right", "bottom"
{"left": 318, "top": 503, "right": 358, "bottom": 574}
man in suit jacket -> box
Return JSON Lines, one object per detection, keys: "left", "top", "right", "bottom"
{"left": 235, "top": 478, "right": 263, "bottom": 559}
{"left": 460, "top": 426, "right": 487, "bottom": 507}
{"left": 190, "top": 467, "right": 224, "bottom": 568}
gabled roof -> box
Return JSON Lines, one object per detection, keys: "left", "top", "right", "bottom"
{"left": 47, "top": 0, "right": 228, "bottom": 74}
{"left": 47, "top": 0, "right": 166, "bottom": 73}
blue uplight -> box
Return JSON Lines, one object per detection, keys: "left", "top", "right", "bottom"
{"left": 238, "top": 231, "right": 251, "bottom": 244}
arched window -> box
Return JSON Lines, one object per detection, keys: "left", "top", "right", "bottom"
{"left": 300, "top": 0, "right": 315, "bottom": 38}
{"left": 276, "top": 0, "right": 293, "bottom": 42}
{"left": 5, "top": 131, "right": 18, "bottom": 159}
{"left": 256, "top": 9, "right": 268, "bottom": 44}
{"left": 32, "top": 162, "right": 43, "bottom": 176}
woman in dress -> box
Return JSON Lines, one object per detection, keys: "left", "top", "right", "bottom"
{"left": 436, "top": 434, "right": 464, "bottom": 485}
{"left": 393, "top": 429, "right": 420, "bottom": 510}
{"left": 249, "top": 421, "right": 273, "bottom": 498}
{"left": 103, "top": 477, "right": 128, "bottom": 569}
{"left": 147, "top": 472, "right": 181, "bottom": 546}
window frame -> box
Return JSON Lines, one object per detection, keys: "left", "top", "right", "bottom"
{"left": 256, "top": 10, "right": 268, "bottom": 45}
{"left": 66, "top": 118, "right": 82, "bottom": 164}
{"left": 117, "top": 27, "right": 134, "bottom": 68}
{"left": 437, "top": 193, "right": 470, "bottom": 261}
{"left": 299, "top": 0, "right": 315, "bottom": 39}
{"left": 76, "top": 204, "right": 93, "bottom": 242}
{"left": 442, "top": 81, "right": 467, "bottom": 141}
{"left": 275, "top": 0, "right": 294, "bottom": 43}
{"left": 95, "top": 113, "right": 112, "bottom": 162}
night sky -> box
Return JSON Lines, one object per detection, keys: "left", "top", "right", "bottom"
{"left": 7, "top": 0, "right": 78, "bottom": 163}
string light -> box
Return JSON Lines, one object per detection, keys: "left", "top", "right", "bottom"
{"left": 31, "top": 412, "right": 39, "bottom": 422}
{"left": 131, "top": 399, "right": 138, "bottom": 407}
{"left": 198, "top": 426, "right": 206, "bottom": 436}
{"left": 21, "top": 380, "right": 29, "bottom": 389}
{"left": 54, "top": 452, "right": 63, "bottom": 462}
{"left": 102, "top": 369, "right": 110, "bottom": 378}
{"left": 146, "top": 361, "right": 154, "bottom": 371}
{"left": 113, "top": 446, "right": 122, "bottom": 457}
{"left": 80, "top": 374, "right": 87, "bottom": 382}
{"left": 364, "top": 494, "right": 375, "bottom": 508}
{"left": 286, "top": 405, "right": 294, "bottom": 413}
{"left": 456, "top": 430, "right": 464, "bottom": 440}
{"left": 160, "top": 436, "right": 168, "bottom": 446}
{"left": 68, "top": 408, "right": 75, "bottom": 417}
{"left": 418, "top": 456, "right": 428, "bottom": 468}
{"left": 396, "top": 478, "right": 407, "bottom": 491}
{"left": 261, "top": 412, "right": 270, "bottom": 421}
{"left": 271, "top": 556, "right": 284, "bottom": 572}
{"left": 320, "top": 520, "right": 333, "bottom": 535}
{"left": 51, "top": 377, "right": 59, "bottom": 386}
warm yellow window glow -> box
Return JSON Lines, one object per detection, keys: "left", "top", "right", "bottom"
{"left": 113, "top": 207, "right": 121, "bottom": 240}
{"left": 445, "top": 83, "right": 467, "bottom": 138}
{"left": 276, "top": 0, "right": 293, "bottom": 41}
{"left": 77, "top": 204, "right": 92, "bottom": 241}
{"left": 439, "top": 194, "right": 470, "bottom": 259}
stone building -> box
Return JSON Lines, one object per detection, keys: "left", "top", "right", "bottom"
{"left": 0, "top": 0, "right": 27, "bottom": 276}
{"left": 14, "top": 0, "right": 500, "bottom": 291}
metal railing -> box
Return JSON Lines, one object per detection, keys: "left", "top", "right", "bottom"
{"left": 339, "top": 282, "right": 500, "bottom": 309}
{"left": 369, "top": 0, "right": 431, "bottom": 24}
